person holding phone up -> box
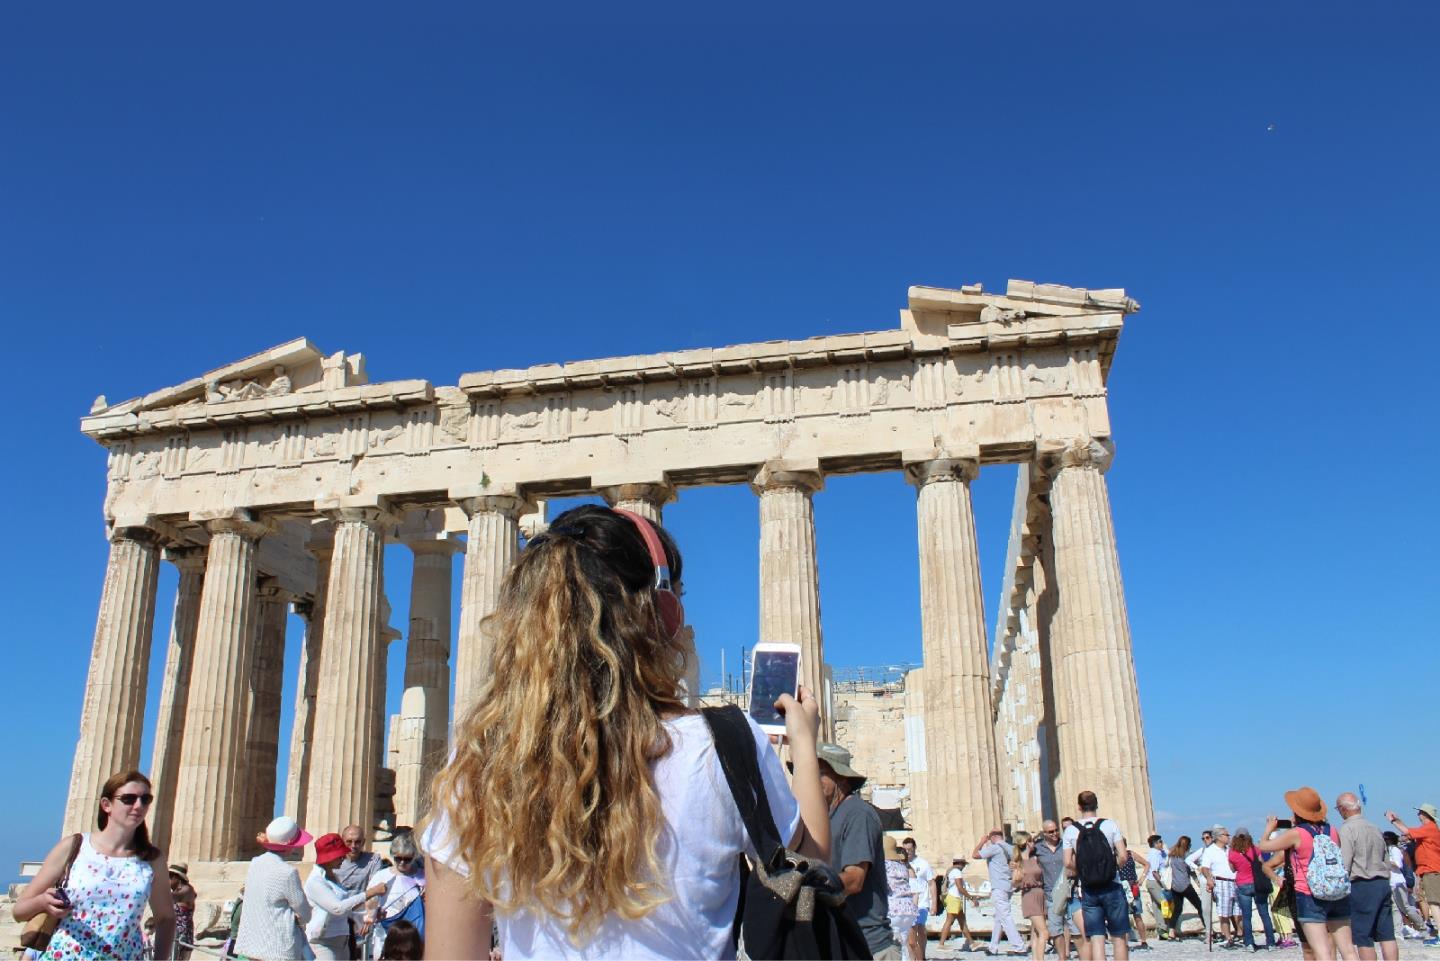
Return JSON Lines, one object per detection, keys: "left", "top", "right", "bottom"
{"left": 420, "top": 505, "right": 831, "bottom": 960}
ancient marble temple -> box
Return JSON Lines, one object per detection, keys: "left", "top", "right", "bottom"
{"left": 67, "top": 280, "right": 1154, "bottom": 868}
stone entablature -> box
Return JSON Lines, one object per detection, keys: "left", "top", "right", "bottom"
{"left": 84, "top": 282, "right": 1132, "bottom": 526}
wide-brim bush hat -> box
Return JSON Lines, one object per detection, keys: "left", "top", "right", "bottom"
{"left": 168, "top": 862, "right": 190, "bottom": 884}
{"left": 815, "top": 742, "right": 866, "bottom": 787}
{"left": 261, "top": 815, "right": 314, "bottom": 852}
{"left": 1284, "top": 786, "right": 1326, "bottom": 822}
{"left": 1418, "top": 802, "right": 1438, "bottom": 821}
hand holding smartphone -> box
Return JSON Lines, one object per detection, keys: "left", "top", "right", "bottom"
{"left": 746, "top": 642, "right": 801, "bottom": 736}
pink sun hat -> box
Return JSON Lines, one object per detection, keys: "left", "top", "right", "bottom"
{"left": 260, "top": 815, "right": 313, "bottom": 852}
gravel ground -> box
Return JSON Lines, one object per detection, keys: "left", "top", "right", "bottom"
{"left": 922, "top": 936, "right": 1440, "bottom": 961}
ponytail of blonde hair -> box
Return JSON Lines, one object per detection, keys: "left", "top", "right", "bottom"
{"left": 427, "top": 505, "right": 688, "bottom": 943}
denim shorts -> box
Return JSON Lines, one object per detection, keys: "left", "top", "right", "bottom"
{"left": 1295, "top": 890, "right": 1352, "bottom": 924}
{"left": 1081, "top": 881, "right": 1131, "bottom": 938}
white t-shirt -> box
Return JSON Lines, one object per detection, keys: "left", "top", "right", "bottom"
{"left": 1388, "top": 846, "right": 1406, "bottom": 888}
{"left": 422, "top": 712, "right": 800, "bottom": 960}
{"left": 910, "top": 855, "right": 935, "bottom": 897}
{"left": 1200, "top": 844, "right": 1235, "bottom": 881}
{"left": 946, "top": 867, "right": 965, "bottom": 898}
{"left": 1062, "top": 817, "right": 1124, "bottom": 883}
{"left": 1145, "top": 848, "right": 1167, "bottom": 881}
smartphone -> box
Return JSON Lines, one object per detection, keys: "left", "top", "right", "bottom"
{"left": 747, "top": 642, "right": 801, "bottom": 735}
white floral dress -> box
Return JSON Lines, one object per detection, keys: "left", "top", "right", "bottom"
{"left": 41, "top": 835, "right": 152, "bottom": 960}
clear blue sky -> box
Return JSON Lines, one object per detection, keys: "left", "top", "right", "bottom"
{"left": 3, "top": 2, "right": 1437, "bottom": 881}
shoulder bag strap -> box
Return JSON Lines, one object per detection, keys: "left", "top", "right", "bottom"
{"left": 58, "top": 834, "right": 83, "bottom": 888}
{"left": 701, "top": 706, "right": 785, "bottom": 868}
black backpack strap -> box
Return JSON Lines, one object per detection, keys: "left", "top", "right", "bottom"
{"left": 701, "top": 705, "right": 786, "bottom": 868}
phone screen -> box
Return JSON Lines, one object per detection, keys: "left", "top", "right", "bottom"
{"left": 748, "top": 650, "right": 799, "bottom": 727}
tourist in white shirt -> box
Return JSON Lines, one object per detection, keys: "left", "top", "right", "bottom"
{"left": 364, "top": 830, "right": 426, "bottom": 957}
{"left": 233, "top": 816, "right": 315, "bottom": 961}
{"left": 420, "top": 506, "right": 831, "bottom": 960}
{"left": 903, "top": 837, "right": 935, "bottom": 960}
{"left": 1143, "top": 835, "right": 1170, "bottom": 941}
{"left": 1199, "top": 827, "right": 1239, "bottom": 948}
{"left": 305, "top": 832, "right": 387, "bottom": 959}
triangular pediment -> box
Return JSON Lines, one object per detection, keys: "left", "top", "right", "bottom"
{"left": 93, "top": 338, "right": 370, "bottom": 415}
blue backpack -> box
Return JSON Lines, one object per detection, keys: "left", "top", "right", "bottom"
{"left": 1303, "top": 824, "right": 1351, "bottom": 901}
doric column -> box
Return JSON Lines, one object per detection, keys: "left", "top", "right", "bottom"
{"left": 393, "top": 530, "right": 458, "bottom": 825}
{"left": 678, "top": 625, "right": 701, "bottom": 708}
{"left": 453, "top": 487, "right": 526, "bottom": 721}
{"left": 1039, "top": 437, "right": 1154, "bottom": 838}
{"left": 63, "top": 524, "right": 162, "bottom": 835}
{"left": 169, "top": 512, "right": 269, "bottom": 861}
{"left": 906, "top": 453, "right": 1004, "bottom": 853}
{"left": 241, "top": 578, "right": 289, "bottom": 853}
{"left": 147, "top": 546, "right": 206, "bottom": 852}
{"left": 752, "top": 461, "right": 827, "bottom": 734}
{"left": 283, "top": 527, "right": 332, "bottom": 824}
{"left": 304, "top": 499, "right": 394, "bottom": 837}
{"left": 598, "top": 479, "right": 676, "bottom": 524}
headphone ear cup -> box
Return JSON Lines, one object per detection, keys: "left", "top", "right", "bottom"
{"left": 657, "top": 590, "right": 684, "bottom": 640}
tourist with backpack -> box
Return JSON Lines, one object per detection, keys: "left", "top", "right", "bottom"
{"left": 1258, "top": 786, "right": 1357, "bottom": 960}
{"left": 1062, "top": 791, "right": 1130, "bottom": 961}
{"left": 419, "top": 506, "right": 835, "bottom": 960}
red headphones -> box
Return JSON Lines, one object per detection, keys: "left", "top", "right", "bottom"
{"left": 611, "top": 508, "right": 685, "bottom": 640}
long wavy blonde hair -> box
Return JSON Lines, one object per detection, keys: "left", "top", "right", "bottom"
{"left": 428, "top": 505, "right": 689, "bottom": 942}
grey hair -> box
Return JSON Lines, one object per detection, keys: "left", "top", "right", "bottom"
{"left": 389, "top": 830, "right": 420, "bottom": 861}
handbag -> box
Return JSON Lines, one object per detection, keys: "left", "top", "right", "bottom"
{"left": 701, "top": 705, "right": 873, "bottom": 961}
{"left": 20, "top": 834, "right": 83, "bottom": 952}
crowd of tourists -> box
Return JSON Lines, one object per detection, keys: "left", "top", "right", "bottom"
{"left": 12, "top": 504, "right": 1440, "bottom": 961}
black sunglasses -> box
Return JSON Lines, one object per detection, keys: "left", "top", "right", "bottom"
{"left": 393, "top": 856, "right": 414, "bottom": 864}
{"left": 113, "top": 793, "right": 154, "bottom": 807}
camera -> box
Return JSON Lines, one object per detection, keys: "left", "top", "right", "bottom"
{"left": 53, "top": 888, "right": 71, "bottom": 909}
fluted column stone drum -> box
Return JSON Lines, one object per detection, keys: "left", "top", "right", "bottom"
{"left": 304, "top": 502, "right": 393, "bottom": 836}
{"left": 907, "top": 453, "right": 1004, "bottom": 853}
{"left": 63, "top": 524, "right": 162, "bottom": 836}
{"left": 168, "top": 512, "right": 269, "bottom": 862}
{"left": 147, "top": 546, "right": 207, "bottom": 852}
{"left": 453, "top": 488, "right": 526, "bottom": 722}
{"left": 1041, "top": 437, "right": 1154, "bottom": 839}
{"left": 752, "top": 461, "right": 827, "bottom": 736}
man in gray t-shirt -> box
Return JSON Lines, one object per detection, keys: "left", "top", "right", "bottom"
{"left": 818, "top": 743, "right": 897, "bottom": 959}
{"left": 973, "top": 830, "right": 1024, "bottom": 952}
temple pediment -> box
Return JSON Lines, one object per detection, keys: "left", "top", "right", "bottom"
{"left": 90, "top": 338, "right": 370, "bottom": 417}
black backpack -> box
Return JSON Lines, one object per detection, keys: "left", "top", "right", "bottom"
{"left": 1250, "top": 852, "right": 1273, "bottom": 898}
{"left": 1075, "top": 818, "right": 1117, "bottom": 888}
{"left": 701, "top": 705, "right": 873, "bottom": 960}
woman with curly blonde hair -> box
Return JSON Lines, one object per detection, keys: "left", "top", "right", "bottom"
{"left": 422, "top": 504, "right": 830, "bottom": 960}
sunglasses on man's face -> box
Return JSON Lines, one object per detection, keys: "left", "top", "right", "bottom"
{"left": 393, "top": 857, "right": 414, "bottom": 864}
{"left": 113, "top": 793, "right": 154, "bottom": 807}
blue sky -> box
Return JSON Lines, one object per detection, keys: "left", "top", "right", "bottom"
{"left": 3, "top": 2, "right": 1437, "bottom": 880}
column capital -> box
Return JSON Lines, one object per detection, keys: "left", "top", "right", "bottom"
{"left": 450, "top": 483, "right": 530, "bottom": 520}
{"left": 597, "top": 480, "right": 677, "bottom": 510}
{"left": 191, "top": 509, "right": 272, "bottom": 541}
{"left": 315, "top": 495, "right": 401, "bottom": 529}
{"left": 1037, "top": 436, "right": 1114, "bottom": 477}
{"left": 106, "top": 523, "right": 162, "bottom": 547}
{"left": 903, "top": 447, "right": 980, "bottom": 486}
{"left": 162, "top": 545, "right": 208, "bottom": 571}
{"left": 751, "top": 459, "right": 823, "bottom": 495}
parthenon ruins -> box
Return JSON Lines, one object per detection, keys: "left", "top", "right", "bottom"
{"left": 68, "top": 280, "right": 1154, "bottom": 869}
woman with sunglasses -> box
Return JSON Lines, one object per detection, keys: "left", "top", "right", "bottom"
{"left": 422, "top": 504, "right": 830, "bottom": 960}
{"left": 12, "top": 770, "right": 175, "bottom": 959}
{"left": 364, "top": 830, "right": 426, "bottom": 958}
